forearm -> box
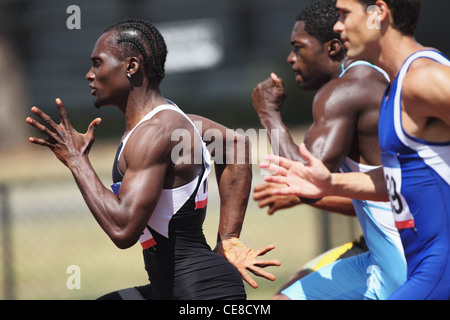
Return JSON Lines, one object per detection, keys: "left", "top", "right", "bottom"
{"left": 258, "top": 109, "right": 303, "bottom": 162}
{"left": 329, "top": 167, "right": 389, "bottom": 202}
{"left": 215, "top": 163, "right": 252, "bottom": 240}
{"left": 310, "top": 196, "right": 356, "bottom": 216}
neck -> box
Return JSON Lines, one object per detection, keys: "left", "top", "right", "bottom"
{"left": 372, "top": 29, "right": 424, "bottom": 81}
{"left": 123, "top": 86, "right": 167, "bottom": 132}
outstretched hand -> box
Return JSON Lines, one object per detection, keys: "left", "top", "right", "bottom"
{"left": 26, "top": 98, "right": 102, "bottom": 167}
{"left": 260, "top": 143, "right": 333, "bottom": 199}
{"left": 215, "top": 237, "right": 281, "bottom": 289}
{"left": 253, "top": 182, "right": 302, "bottom": 215}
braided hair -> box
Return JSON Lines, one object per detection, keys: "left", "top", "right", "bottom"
{"left": 105, "top": 19, "right": 168, "bottom": 84}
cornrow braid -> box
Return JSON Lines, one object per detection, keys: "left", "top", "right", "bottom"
{"left": 117, "top": 36, "right": 149, "bottom": 64}
{"left": 105, "top": 18, "right": 168, "bottom": 83}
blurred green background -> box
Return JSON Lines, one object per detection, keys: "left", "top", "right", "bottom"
{"left": 0, "top": 0, "right": 449, "bottom": 300}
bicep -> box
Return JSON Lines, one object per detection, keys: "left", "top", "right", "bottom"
{"left": 117, "top": 127, "right": 172, "bottom": 235}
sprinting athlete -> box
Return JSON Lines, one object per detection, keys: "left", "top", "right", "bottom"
{"left": 378, "top": 49, "right": 450, "bottom": 299}
{"left": 252, "top": 0, "right": 405, "bottom": 300}
{"left": 262, "top": 0, "right": 450, "bottom": 300}
{"left": 26, "top": 19, "right": 280, "bottom": 300}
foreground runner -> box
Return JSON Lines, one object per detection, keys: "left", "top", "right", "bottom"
{"left": 26, "top": 19, "right": 279, "bottom": 300}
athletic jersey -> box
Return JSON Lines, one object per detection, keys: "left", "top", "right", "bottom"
{"left": 378, "top": 50, "right": 450, "bottom": 300}
{"left": 282, "top": 61, "right": 406, "bottom": 300}
{"left": 111, "top": 103, "right": 246, "bottom": 300}
{"left": 341, "top": 61, "right": 406, "bottom": 297}
{"left": 339, "top": 60, "right": 390, "bottom": 79}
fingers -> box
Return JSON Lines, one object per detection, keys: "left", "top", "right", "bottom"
{"left": 263, "top": 174, "right": 287, "bottom": 185}
{"left": 253, "top": 182, "right": 270, "bottom": 193}
{"left": 261, "top": 153, "right": 296, "bottom": 176}
{"left": 55, "top": 98, "right": 72, "bottom": 128}
{"left": 299, "top": 143, "right": 316, "bottom": 166}
{"left": 247, "top": 265, "right": 276, "bottom": 282}
{"left": 256, "top": 244, "right": 276, "bottom": 256}
{"left": 241, "top": 272, "right": 259, "bottom": 289}
{"left": 87, "top": 118, "right": 102, "bottom": 137}
{"left": 244, "top": 245, "right": 281, "bottom": 288}
{"left": 253, "top": 184, "right": 272, "bottom": 201}
{"left": 270, "top": 72, "right": 284, "bottom": 88}
{"left": 25, "top": 110, "right": 59, "bottom": 146}
{"left": 259, "top": 162, "right": 289, "bottom": 177}
{"left": 242, "top": 263, "right": 279, "bottom": 289}
{"left": 28, "top": 106, "right": 58, "bottom": 133}
{"left": 255, "top": 245, "right": 282, "bottom": 265}
{"left": 257, "top": 196, "right": 273, "bottom": 208}
{"left": 27, "top": 136, "right": 55, "bottom": 149}
{"left": 254, "top": 245, "right": 281, "bottom": 267}
{"left": 271, "top": 186, "right": 296, "bottom": 196}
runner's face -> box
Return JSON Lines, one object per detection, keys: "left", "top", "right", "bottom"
{"left": 86, "top": 31, "right": 129, "bottom": 108}
{"left": 287, "top": 21, "right": 331, "bottom": 91}
{"left": 334, "top": 0, "right": 380, "bottom": 60}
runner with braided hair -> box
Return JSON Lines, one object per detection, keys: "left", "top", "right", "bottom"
{"left": 26, "top": 19, "right": 280, "bottom": 300}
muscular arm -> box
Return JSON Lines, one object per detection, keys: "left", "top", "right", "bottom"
{"left": 262, "top": 143, "right": 389, "bottom": 202}
{"left": 252, "top": 73, "right": 363, "bottom": 213}
{"left": 188, "top": 114, "right": 280, "bottom": 288}
{"left": 26, "top": 99, "right": 174, "bottom": 249}
{"left": 252, "top": 73, "right": 360, "bottom": 170}
{"left": 253, "top": 183, "right": 356, "bottom": 216}
{"left": 251, "top": 73, "right": 302, "bottom": 161}
{"left": 188, "top": 114, "right": 251, "bottom": 240}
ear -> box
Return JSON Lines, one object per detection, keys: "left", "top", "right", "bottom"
{"left": 327, "top": 39, "right": 344, "bottom": 58}
{"left": 373, "top": 0, "right": 391, "bottom": 26}
{"left": 126, "top": 57, "right": 140, "bottom": 77}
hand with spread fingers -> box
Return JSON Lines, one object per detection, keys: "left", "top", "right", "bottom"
{"left": 215, "top": 237, "right": 281, "bottom": 289}
{"left": 26, "top": 98, "right": 102, "bottom": 168}
{"left": 260, "top": 143, "right": 333, "bottom": 199}
{"left": 253, "top": 182, "right": 302, "bottom": 215}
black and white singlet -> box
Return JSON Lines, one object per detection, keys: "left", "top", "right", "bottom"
{"left": 109, "top": 103, "right": 246, "bottom": 300}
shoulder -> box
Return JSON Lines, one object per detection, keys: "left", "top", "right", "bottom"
{"left": 314, "top": 64, "right": 388, "bottom": 117}
{"left": 403, "top": 58, "right": 450, "bottom": 97}
{"left": 125, "top": 109, "right": 193, "bottom": 164}
{"left": 402, "top": 58, "right": 450, "bottom": 117}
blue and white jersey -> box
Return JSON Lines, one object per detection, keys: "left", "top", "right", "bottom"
{"left": 379, "top": 50, "right": 450, "bottom": 299}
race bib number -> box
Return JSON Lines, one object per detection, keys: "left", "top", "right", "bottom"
{"left": 382, "top": 152, "right": 415, "bottom": 229}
